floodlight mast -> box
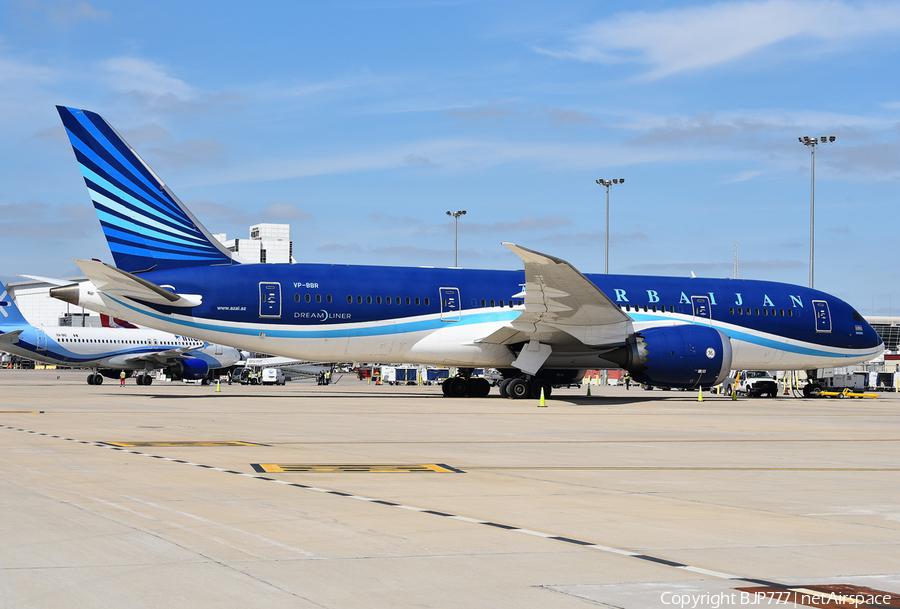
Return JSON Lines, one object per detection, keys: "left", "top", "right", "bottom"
{"left": 446, "top": 210, "right": 466, "bottom": 267}
{"left": 798, "top": 136, "right": 836, "bottom": 289}
{"left": 595, "top": 178, "right": 624, "bottom": 274}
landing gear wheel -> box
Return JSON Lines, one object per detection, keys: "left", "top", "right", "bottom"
{"left": 201, "top": 378, "right": 210, "bottom": 386}
{"left": 467, "top": 377, "right": 491, "bottom": 398}
{"left": 802, "top": 383, "right": 822, "bottom": 398}
{"left": 530, "top": 380, "right": 551, "bottom": 400}
{"left": 442, "top": 378, "right": 452, "bottom": 396}
{"left": 87, "top": 373, "right": 95, "bottom": 385}
{"left": 93, "top": 373, "right": 103, "bottom": 385}
{"left": 449, "top": 376, "right": 468, "bottom": 397}
{"left": 498, "top": 378, "right": 511, "bottom": 398}
{"left": 143, "top": 376, "right": 153, "bottom": 386}
{"left": 506, "top": 378, "right": 529, "bottom": 399}
{"left": 443, "top": 376, "right": 468, "bottom": 397}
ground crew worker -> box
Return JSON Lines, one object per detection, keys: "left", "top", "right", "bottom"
{"left": 624, "top": 372, "right": 631, "bottom": 390}
{"left": 120, "top": 370, "right": 126, "bottom": 387}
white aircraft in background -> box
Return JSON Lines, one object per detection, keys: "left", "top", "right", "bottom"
{"left": 0, "top": 284, "right": 242, "bottom": 385}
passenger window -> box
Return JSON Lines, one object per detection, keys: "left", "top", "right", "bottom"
{"left": 788, "top": 310, "right": 793, "bottom": 317}
{"left": 376, "top": 296, "right": 382, "bottom": 304}
{"left": 763, "top": 308, "right": 768, "bottom": 316}
{"left": 415, "top": 297, "right": 420, "bottom": 305}
{"left": 357, "top": 295, "right": 362, "bottom": 304}
{"left": 366, "top": 296, "right": 372, "bottom": 304}
{"left": 500, "top": 300, "right": 505, "bottom": 307}
{"left": 305, "top": 294, "right": 311, "bottom": 303}
{"left": 642, "top": 304, "right": 647, "bottom": 312}
{"left": 387, "top": 296, "right": 392, "bottom": 304}
{"left": 754, "top": 308, "right": 759, "bottom": 315}
{"left": 729, "top": 307, "right": 734, "bottom": 315}
{"left": 780, "top": 309, "right": 784, "bottom": 316}
{"left": 425, "top": 297, "right": 429, "bottom": 306}
{"left": 491, "top": 299, "right": 495, "bottom": 307}
{"left": 316, "top": 294, "right": 322, "bottom": 303}
{"left": 738, "top": 308, "right": 743, "bottom": 315}
{"left": 294, "top": 294, "right": 300, "bottom": 302}
{"left": 327, "top": 295, "right": 332, "bottom": 303}
{"left": 405, "top": 297, "right": 411, "bottom": 305}
{"left": 481, "top": 299, "right": 486, "bottom": 307}
{"left": 347, "top": 295, "right": 352, "bottom": 304}
{"left": 746, "top": 308, "right": 750, "bottom": 315}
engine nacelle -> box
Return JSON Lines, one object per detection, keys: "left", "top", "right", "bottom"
{"left": 617, "top": 325, "right": 733, "bottom": 389}
{"left": 166, "top": 358, "right": 210, "bottom": 380}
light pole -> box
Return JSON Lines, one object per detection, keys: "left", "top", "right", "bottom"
{"left": 798, "top": 136, "right": 835, "bottom": 289}
{"left": 595, "top": 178, "right": 624, "bottom": 274}
{"left": 446, "top": 210, "right": 466, "bottom": 267}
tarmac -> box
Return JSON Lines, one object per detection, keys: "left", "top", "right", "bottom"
{"left": 1, "top": 369, "right": 899, "bottom": 608}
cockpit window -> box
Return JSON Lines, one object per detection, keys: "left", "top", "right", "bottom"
{"left": 852, "top": 311, "right": 863, "bottom": 322}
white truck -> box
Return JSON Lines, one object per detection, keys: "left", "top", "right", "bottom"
{"left": 724, "top": 370, "right": 778, "bottom": 398}
{"left": 261, "top": 368, "right": 286, "bottom": 385}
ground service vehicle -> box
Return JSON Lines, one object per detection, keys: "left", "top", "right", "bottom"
{"left": 261, "top": 368, "right": 286, "bottom": 385}
{"left": 727, "top": 370, "right": 778, "bottom": 397}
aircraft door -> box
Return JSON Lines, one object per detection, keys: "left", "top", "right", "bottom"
{"left": 35, "top": 329, "right": 47, "bottom": 351}
{"left": 812, "top": 300, "right": 831, "bottom": 333}
{"left": 259, "top": 282, "right": 282, "bottom": 318}
{"left": 691, "top": 296, "right": 711, "bottom": 325}
{"left": 440, "top": 287, "right": 461, "bottom": 322}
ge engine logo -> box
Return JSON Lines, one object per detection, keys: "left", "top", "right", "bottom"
{"left": 706, "top": 347, "right": 716, "bottom": 359}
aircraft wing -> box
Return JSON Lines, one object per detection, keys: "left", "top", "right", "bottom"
{"left": 477, "top": 243, "right": 631, "bottom": 348}
{"left": 70, "top": 259, "right": 202, "bottom": 308}
{"left": 123, "top": 345, "right": 202, "bottom": 366}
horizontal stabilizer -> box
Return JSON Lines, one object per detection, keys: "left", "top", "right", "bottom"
{"left": 68, "top": 259, "right": 202, "bottom": 308}
{"left": 17, "top": 274, "right": 74, "bottom": 287}
{"left": 0, "top": 329, "right": 24, "bottom": 344}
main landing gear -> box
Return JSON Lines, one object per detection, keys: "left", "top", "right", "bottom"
{"left": 441, "top": 369, "right": 491, "bottom": 398}
{"left": 135, "top": 374, "right": 153, "bottom": 386}
{"left": 86, "top": 372, "right": 103, "bottom": 385}
{"left": 497, "top": 377, "right": 552, "bottom": 400}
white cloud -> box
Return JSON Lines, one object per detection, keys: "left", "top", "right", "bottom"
{"left": 540, "top": 0, "right": 900, "bottom": 79}
{"left": 101, "top": 57, "right": 196, "bottom": 100}
{"left": 723, "top": 169, "right": 763, "bottom": 183}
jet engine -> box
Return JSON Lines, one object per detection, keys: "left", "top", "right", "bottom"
{"left": 166, "top": 358, "right": 210, "bottom": 381}
{"left": 611, "top": 325, "right": 733, "bottom": 389}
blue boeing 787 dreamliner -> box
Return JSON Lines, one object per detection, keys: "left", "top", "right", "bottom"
{"left": 48, "top": 106, "right": 883, "bottom": 399}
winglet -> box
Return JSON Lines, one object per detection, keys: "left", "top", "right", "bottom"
{"left": 56, "top": 106, "right": 237, "bottom": 273}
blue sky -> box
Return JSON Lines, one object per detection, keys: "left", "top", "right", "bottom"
{"left": 1, "top": 0, "right": 899, "bottom": 314}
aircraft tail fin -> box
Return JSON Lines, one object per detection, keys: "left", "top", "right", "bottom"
{"left": 56, "top": 106, "right": 237, "bottom": 273}
{"left": 100, "top": 314, "right": 140, "bottom": 329}
{"left": 0, "top": 285, "right": 32, "bottom": 327}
